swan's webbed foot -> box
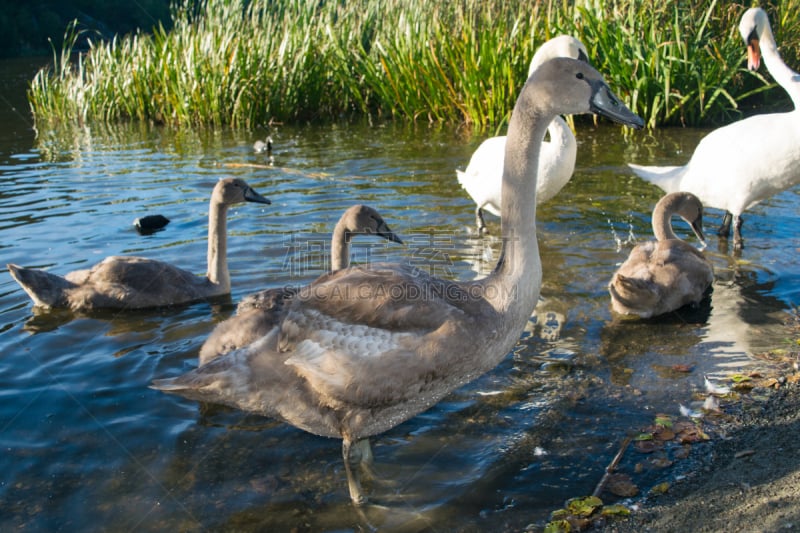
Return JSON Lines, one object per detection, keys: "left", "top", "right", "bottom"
{"left": 343, "top": 438, "right": 374, "bottom": 505}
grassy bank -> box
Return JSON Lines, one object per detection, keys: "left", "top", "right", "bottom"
{"left": 28, "top": 0, "right": 800, "bottom": 131}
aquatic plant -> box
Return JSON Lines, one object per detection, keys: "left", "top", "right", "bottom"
{"left": 27, "top": 0, "right": 800, "bottom": 131}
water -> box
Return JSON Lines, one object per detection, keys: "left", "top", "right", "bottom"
{"left": 1, "top": 57, "right": 798, "bottom": 531}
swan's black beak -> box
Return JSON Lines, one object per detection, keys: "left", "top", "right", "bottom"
{"left": 589, "top": 80, "right": 645, "bottom": 129}
{"left": 690, "top": 214, "right": 707, "bottom": 247}
{"left": 244, "top": 187, "right": 271, "bottom": 205}
{"left": 377, "top": 223, "right": 403, "bottom": 245}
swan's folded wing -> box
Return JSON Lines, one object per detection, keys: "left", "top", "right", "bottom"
{"left": 280, "top": 264, "right": 487, "bottom": 408}
{"left": 67, "top": 256, "right": 204, "bottom": 304}
{"left": 289, "top": 263, "right": 480, "bottom": 330}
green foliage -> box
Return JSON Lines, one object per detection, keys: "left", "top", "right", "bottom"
{"left": 27, "top": 0, "right": 800, "bottom": 131}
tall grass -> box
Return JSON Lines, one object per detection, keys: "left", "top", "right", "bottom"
{"left": 28, "top": 0, "right": 800, "bottom": 131}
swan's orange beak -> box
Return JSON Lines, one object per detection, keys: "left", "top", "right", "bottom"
{"left": 747, "top": 36, "right": 761, "bottom": 71}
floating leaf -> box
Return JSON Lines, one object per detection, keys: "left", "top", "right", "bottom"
{"left": 654, "top": 427, "right": 676, "bottom": 441}
{"left": 650, "top": 482, "right": 670, "bottom": 495}
{"left": 730, "top": 374, "right": 752, "bottom": 383}
{"left": 654, "top": 414, "right": 673, "bottom": 428}
{"left": 646, "top": 454, "right": 673, "bottom": 469}
{"left": 673, "top": 444, "right": 692, "bottom": 459}
{"left": 676, "top": 423, "right": 710, "bottom": 443}
{"left": 606, "top": 473, "right": 639, "bottom": 497}
{"left": 544, "top": 519, "right": 571, "bottom": 533}
{"left": 601, "top": 504, "right": 631, "bottom": 517}
{"left": 634, "top": 439, "right": 664, "bottom": 453}
{"left": 566, "top": 496, "right": 603, "bottom": 517}
{"left": 652, "top": 364, "right": 695, "bottom": 378}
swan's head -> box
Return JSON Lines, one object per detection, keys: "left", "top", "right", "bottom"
{"left": 673, "top": 192, "right": 707, "bottom": 245}
{"left": 525, "top": 58, "right": 644, "bottom": 129}
{"left": 214, "top": 177, "right": 271, "bottom": 206}
{"left": 657, "top": 191, "right": 707, "bottom": 245}
{"left": 340, "top": 204, "right": 403, "bottom": 245}
{"left": 528, "top": 35, "right": 590, "bottom": 77}
{"left": 739, "top": 7, "right": 770, "bottom": 71}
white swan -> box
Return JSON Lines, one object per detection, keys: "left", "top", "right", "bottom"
{"left": 609, "top": 192, "right": 714, "bottom": 318}
{"left": 456, "top": 35, "right": 589, "bottom": 232}
{"left": 151, "top": 58, "right": 643, "bottom": 504}
{"left": 199, "top": 204, "right": 402, "bottom": 364}
{"left": 628, "top": 7, "right": 800, "bottom": 249}
{"left": 7, "top": 177, "right": 270, "bottom": 310}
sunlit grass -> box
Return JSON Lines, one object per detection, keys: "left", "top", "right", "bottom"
{"left": 27, "top": 0, "right": 800, "bottom": 131}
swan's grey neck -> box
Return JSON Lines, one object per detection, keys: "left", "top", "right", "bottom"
{"left": 206, "top": 200, "right": 231, "bottom": 290}
{"left": 652, "top": 200, "right": 679, "bottom": 241}
{"left": 482, "top": 102, "right": 547, "bottom": 313}
{"left": 330, "top": 223, "right": 351, "bottom": 271}
{"left": 760, "top": 22, "right": 800, "bottom": 107}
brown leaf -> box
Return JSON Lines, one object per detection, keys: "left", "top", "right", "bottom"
{"left": 673, "top": 444, "right": 692, "bottom": 460}
{"left": 677, "top": 424, "right": 710, "bottom": 444}
{"left": 634, "top": 439, "right": 664, "bottom": 453}
{"left": 654, "top": 427, "right": 676, "bottom": 441}
{"left": 606, "top": 473, "right": 639, "bottom": 497}
{"left": 646, "top": 454, "right": 673, "bottom": 469}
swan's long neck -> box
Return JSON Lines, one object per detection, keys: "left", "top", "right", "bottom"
{"left": 652, "top": 202, "right": 678, "bottom": 241}
{"left": 481, "top": 99, "right": 547, "bottom": 317}
{"left": 330, "top": 223, "right": 350, "bottom": 271}
{"left": 206, "top": 200, "right": 231, "bottom": 291}
{"left": 760, "top": 22, "right": 800, "bottom": 108}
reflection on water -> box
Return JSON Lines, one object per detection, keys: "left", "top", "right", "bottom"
{"left": 1, "top": 58, "right": 798, "bottom": 530}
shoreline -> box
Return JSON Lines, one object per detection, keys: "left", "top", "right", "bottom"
{"left": 607, "top": 380, "right": 800, "bottom": 532}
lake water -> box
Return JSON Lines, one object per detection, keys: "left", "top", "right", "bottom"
{"left": 1, "top": 57, "right": 798, "bottom": 531}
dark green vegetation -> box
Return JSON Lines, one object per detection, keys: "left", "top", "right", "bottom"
{"left": 0, "top": 0, "right": 171, "bottom": 58}
{"left": 26, "top": 0, "right": 800, "bottom": 130}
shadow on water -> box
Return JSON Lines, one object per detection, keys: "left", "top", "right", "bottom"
{"left": 0, "top": 57, "right": 798, "bottom": 531}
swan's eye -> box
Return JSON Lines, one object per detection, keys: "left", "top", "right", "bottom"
{"left": 576, "top": 72, "right": 585, "bottom": 80}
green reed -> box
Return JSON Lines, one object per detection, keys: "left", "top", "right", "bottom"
{"left": 27, "top": 0, "right": 800, "bottom": 131}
